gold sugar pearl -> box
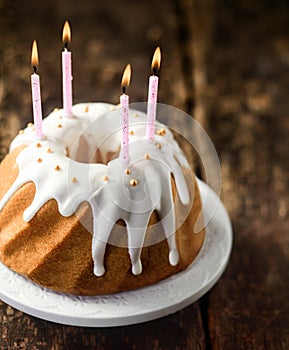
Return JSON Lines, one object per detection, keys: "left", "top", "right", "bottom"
{"left": 37, "top": 158, "right": 43, "bottom": 163}
{"left": 144, "top": 153, "right": 150, "bottom": 159}
{"left": 84, "top": 105, "right": 89, "bottom": 112}
{"left": 129, "top": 130, "right": 135, "bottom": 135}
{"left": 130, "top": 179, "right": 138, "bottom": 186}
{"left": 59, "top": 116, "right": 63, "bottom": 119}
{"left": 133, "top": 113, "right": 139, "bottom": 117}
{"left": 46, "top": 148, "right": 53, "bottom": 153}
{"left": 54, "top": 108, "right": 59, "bottom": 112}
{"left": 27, "top": 122, "right": 34, "bottom": 128}
{"left": 71, "top": 177, "right": 78, "bottom": 183}
{"left": 57, "top": 124, "right": 63, "bottom": 128}
{"left": 125, "top": 168, "right": 131, "bottom": 175}
{"left": 157, "top": 128, "right": 166, "bottom": 136}
{"left": 19, "top": 130, "right": 24, "bottom": 135}
{"left": 156, "top": 143, "right": 162, "bottom": 149}
{"left": 102, "top": 175, "right": 109, "bottom": 182}
{"left": 36, "top": 143, "right": 42, "bottom": 148}
{"left": 54, "top": 165, "right": 61, "bottom": 171}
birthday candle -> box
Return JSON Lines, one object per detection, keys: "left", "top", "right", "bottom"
{"left": 62, "top": 21, "right": 73, "bottom": 117}
{"left": 31, "top": 40, "right": 44, "bottom": 140}
{"left": 146, "top": 47, "right": 161, "bottom": 141}
{"left": 120, "top": 64, "right": 131, "bottom": 166}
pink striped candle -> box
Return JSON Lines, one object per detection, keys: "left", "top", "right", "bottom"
{"left": 146, "top": 47, "right": 161, "bottom": 141}
{"left": 31, "top": 40, "right": 44, "bottom": 140}
{"left": 62, "top": 21, "right": 73, "bottom": 117}
{"left": 120, "top": 64, "right": 131, "bottom": 166}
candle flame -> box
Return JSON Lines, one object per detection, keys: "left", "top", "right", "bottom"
{"left": 31, "top": 40, "right": 39, "bottom": 67}
{"left": 151, "top": 46, "right": 161, "bottom": 72}
{"left": 121, "top": 64, "right": 131, "bottom": 89}
{"left": 62, "top": 21, "right": 71, "bottom": 44}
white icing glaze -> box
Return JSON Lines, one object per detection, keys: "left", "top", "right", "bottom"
{"left": 0, "top": 103, "right": 192, "bottom": 277}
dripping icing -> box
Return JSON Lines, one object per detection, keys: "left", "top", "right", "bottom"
{"left": 0, "top": 103, "right": 192, "bottom": 276}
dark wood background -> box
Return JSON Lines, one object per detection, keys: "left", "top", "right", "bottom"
{"left": 1, "top": 0, "right": 289, "bottom": 349}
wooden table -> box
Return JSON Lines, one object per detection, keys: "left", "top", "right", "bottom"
{"left": 1, "top": 0, "right": 289, "bottom": 348}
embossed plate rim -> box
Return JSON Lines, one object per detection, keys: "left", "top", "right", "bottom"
{"left": 0, "top": 179, "right": 233, "bottom": 327}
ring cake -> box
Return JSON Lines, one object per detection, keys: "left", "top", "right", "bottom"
{"left": 0, "top": 103, "right": 205, "bottom": 295}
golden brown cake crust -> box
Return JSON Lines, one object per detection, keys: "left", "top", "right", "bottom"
{"left": 0, "top": 146, "right": 205, "bottom": 295}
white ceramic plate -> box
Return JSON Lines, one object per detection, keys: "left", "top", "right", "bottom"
{"left": 0, "top": 180, "right": 232, "bottom": 327}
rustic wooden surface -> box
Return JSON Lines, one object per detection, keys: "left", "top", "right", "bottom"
{"left": 1, "top": 0, "right": 289, "bottom": 349}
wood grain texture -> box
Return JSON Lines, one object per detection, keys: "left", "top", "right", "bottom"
{"left": 199, "top": 1, "right": 289, "bottom": 349}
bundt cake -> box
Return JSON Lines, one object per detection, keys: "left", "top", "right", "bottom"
{"left": 0, "top": 103, "right": 205, "bottom": 295}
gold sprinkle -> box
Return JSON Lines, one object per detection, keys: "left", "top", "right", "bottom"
{"left": 19, "top": 130, "right": 24, "bottom": 135}
{"left": 59, "top": 115, "right": 63, "bottom": 119}
{"left": 36, "top": 143, "right": 42, "bottom": 148}
{"left": 109, "top": 106, "right": 116, "bottom": 111}
{"left": 71, "top": 177, "right": 78, "bottom": 183}
{"left": 37, "top": 158, "right": 43, "bottom": 163}
{"left": 84, "top": 105, "right": 89, "bottom": 112}
{"left": 129, "top": 130, "right": 135, "bottom": 135}
{"left": 46, "top": 148, "right": 53, "bottom": 153}
{"left": 32, "top": 127, "right": 35, "bottom": 131}
{"left": 133, "top": 113, "right": 139, "bottom": 117}
{"left": 125, "top": 168, "right": 131, "bottom": 175}
{"left": 130, "top": 179, "right": 138, "bottom": 187}
{"left": 102, "top": 175, "right": 109, "bottom": 182}
{"left": 57, "top": 124, "right": 63, "bottom": 128}
{"left": 144, "top": 153, "right": 150, "bottom": 159}
{"left": 156, "top": 143, "right": 162, "bottom": 149}
{"left": 27, "top": 122, "right": 34, "bottom": 128}
{"left": 54, "top": 165, "right": 61, "bottom": 171}
{"left": 157, "top": 128, "right": 166, "bottom": 136}
{"left": 54, "top": 108, "right": 59, "bottom": 112}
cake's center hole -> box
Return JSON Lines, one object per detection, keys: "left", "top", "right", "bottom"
{"left": 68, "top": 135, "right": 120, "bottom": 165}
